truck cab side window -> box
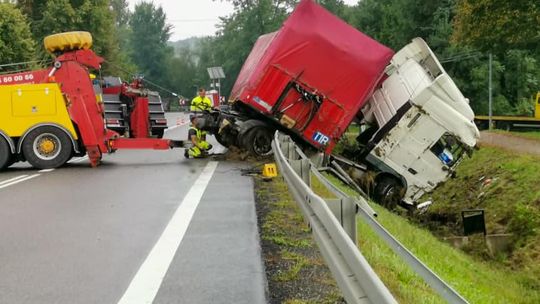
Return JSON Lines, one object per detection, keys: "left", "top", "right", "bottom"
{"left": 430, "top": 133, "right": 464, "bottom": 166}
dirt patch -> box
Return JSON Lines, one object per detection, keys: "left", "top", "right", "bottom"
{"left": 479, "top": 131, "right": 540, "bottom": 156}
{"left": 254, "top": 176, "right": 345, "bottom": 304}
{"left": 210, "top": 146, "right": 274, "bottom": 162}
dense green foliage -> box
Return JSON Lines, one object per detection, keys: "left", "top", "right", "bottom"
{"left": 171, "top": 0, "right": 538, "bottom": 114}
{"left": 128, "top": 2, "right": 173, "bottom": 87}
{"left": 0, "top": 0, "right": 538, "bottom": 110}
{"left": 0, "top": 2, "right": 35, "bottom": 71}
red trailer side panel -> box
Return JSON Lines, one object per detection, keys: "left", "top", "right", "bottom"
{"left": 230, "top": 0, "right": 394, "bottom": 152}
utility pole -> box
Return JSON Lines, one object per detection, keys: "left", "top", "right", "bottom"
{"left": 488, "top": 53, "right": 493, "bottom": 130}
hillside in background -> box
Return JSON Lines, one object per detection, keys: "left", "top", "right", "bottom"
{"left": 168, "top": 37, "right": 203, "bottom": 57}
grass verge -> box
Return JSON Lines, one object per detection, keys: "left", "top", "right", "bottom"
{"left": 324, "top": 174, "right": 540, "bottom": 303}
{"left": 492, "top": 129, "right": 540, "bottom": 141}
{"left": 255, "top": 175, "right": 344, "bottom": 304}
{"left": 418, "top": 146, "right": 540, "bottom": 294}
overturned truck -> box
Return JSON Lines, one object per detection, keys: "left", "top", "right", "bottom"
{"left": 202, "top": 0, "right": 479, "bottom": 208}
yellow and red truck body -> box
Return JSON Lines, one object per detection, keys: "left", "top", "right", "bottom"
{"left": 0, "top": 34, "right": 186, "bottom": 170}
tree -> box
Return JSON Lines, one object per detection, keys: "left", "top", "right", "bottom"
{"left": 31, "top": 0, "right": 126, "bottom": 75}
{"left": 110, "top": 0, "right": 136, "bottom": 78}
{"left": 350, "top": 0, "right": 456, "bottom": 51}
{"left": 33, "top": 0, "right": 79, "bottom": 45}
{"left": 318, "top": 0, "right": 346, "bottom": 17}
{"left": 202, "top": 0, "right": 296, "bottom": 95}
{"left": 17, "top": 0, "right": 48, "bottom": 24}
{"left": 452, "top": 0, "right": 540, "bottom": 114}
{"left": 128, "top": 2, "right": 173, "bottom": 92}
{"left": 452, "top": 0, "right": 540, "bottom": 55}
{"left": 165, "top": 46, "right": 199, "bottom": 98}
{"left": 111, "top": 0, "right": 130, "bottom": 27}
{"left": 0, "top": 3, "right": 36, "bottom": 70}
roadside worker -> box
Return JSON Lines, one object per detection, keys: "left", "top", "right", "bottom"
{"left": 190, "top": 87, "right": 213, "bottom": 112}
{"left": 185, "top": 115, "right": 213, "bottom": 158}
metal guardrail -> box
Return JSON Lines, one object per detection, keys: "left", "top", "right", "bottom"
{"left": 272, "top": 132, "right": 469, "bottom": 304}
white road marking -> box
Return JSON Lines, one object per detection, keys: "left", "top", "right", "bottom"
{"left": 38, "top": 169, "right": 55, "bottom": 173}
{"left": 165, "top": 121, "right": 189, "bottom": 132}
{"left": 117, "top": 161, "right": 219, "bottom": 304}
{"left": 0, "top": 175, "right": 28, "bottom": 186}
{"left": 165, "top": 125, "right": 182, "bottom": 132}
{"left": 68, "top": 156, "right": 89, "bottom": 164}
{"left": 0, "top": 174, "right": 40, "bottom": 190}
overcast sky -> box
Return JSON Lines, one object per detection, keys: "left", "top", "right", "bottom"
{"left": 128, "top": 0, "right": 359, "bottom": 41}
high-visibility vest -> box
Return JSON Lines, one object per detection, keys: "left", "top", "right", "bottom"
{"left": 189, "top": 126, "right": 207, "bottom": 140}
{"left": 190, "top": 96, "right": 212, "bottom": 112}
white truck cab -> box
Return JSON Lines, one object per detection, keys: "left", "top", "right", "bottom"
{"left": 358, "top": 38, "right": 480, "bottom": 207}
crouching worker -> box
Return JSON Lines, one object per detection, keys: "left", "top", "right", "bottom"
{"left": 185, "top": 115, "right": 213, "bottom": 158}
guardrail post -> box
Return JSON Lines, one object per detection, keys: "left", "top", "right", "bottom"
{"left": 325, "top": 198, "right": 357, "bottom": 243}
{"left": 342, "top": 197, "right": 357, "bottom": 243}
{"left": 280, "top": 138, "right": 290, "bottom": 157}
{"left": 287, "top": 141, "right": 298, "bottom": 160}
{"left": 309, "top": 152, "right": 325, "bottom": 168}
{"left": 290, "top": 158, "right": 311, "bottom": 187}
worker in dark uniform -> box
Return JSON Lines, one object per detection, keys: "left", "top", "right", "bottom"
{"left": 184, "top": 115, "right": 212, "bottom": 158}
{"left": 190, "top": 88, "right": 213, "bottom": 113}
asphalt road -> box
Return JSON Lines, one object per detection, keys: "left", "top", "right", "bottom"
{"left": 0, "top": 113, "right": 267, "bottom": 304}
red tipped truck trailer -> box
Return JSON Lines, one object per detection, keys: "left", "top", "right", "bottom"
{"left": 212, "top": 0, "right": 393, "bottom": 154}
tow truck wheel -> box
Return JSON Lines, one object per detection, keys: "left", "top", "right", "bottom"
{"left": 44, "top": 31, "right": 93, "bottom": 54}
{"left": 374, "top": 176, "right": 404, "bottom": 210}
{"left": 243, "top": 126, "right": 273, "bottom": 156}
{"left": 22, "top": 126, "right": 73, "bottom": 169}
{"left": 156, "top": 130, "right": 165, "bottom": 139}
{"left": 0, "top": 136, "right": 12, "bottom": 170}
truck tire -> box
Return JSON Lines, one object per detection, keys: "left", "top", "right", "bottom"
{"left": 214, "top": 133, "right": 230, "bottom": 148}
{"left": 22, "top": 126, "right": 73, "bottom": 169}
{"left": 44, "top": 31, "right": 93, "bottom": 53}
{"left": 374, "top": 176, "right": 404, "bottom": 210}
{"left": 242, "top": 126, "right": 273, "bottom": 156}
{"left": 0, "top": 136, "right": 12, "bottom": 170}
{"left": 153, "top": 129, "right": 165, "bottom": 139}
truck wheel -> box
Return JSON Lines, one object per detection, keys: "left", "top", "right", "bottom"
{"left": 214, "top": 133, "right": 231, "bottom": 148}
{"left": 0, "top": 137, "right": 12, "bottom": 170}
{"left": 243, "top": 126, "right": 273, "bottom": 156}
{"left": 154, "top": 129, "right": 165, "bottom": 139}
{"left": 44, "top": 31, "right": 93, "bottom": 53}
{"left": 22, "top": 126, "right": 73, "bottom": 169}
{"left": 374, "top": 177, "right": 404, "bottom": 210}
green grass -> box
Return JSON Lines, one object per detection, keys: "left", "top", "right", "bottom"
{"left": 324, "top": 174, "right": 540, "bottom": 303}
{"left": 424, "top": 146, "right": 540, "bottom": 235}
{"left": 256, "top": 176, "right": 344, "bottom": 303}
{"left": 421, "top": 146, "right": 540, "bottom": 291}
{"left": 274, "top": 250, "right": 311, "bottom": 282}
{"left": 491, "top": 129, "right": 540, "bottom": 141}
